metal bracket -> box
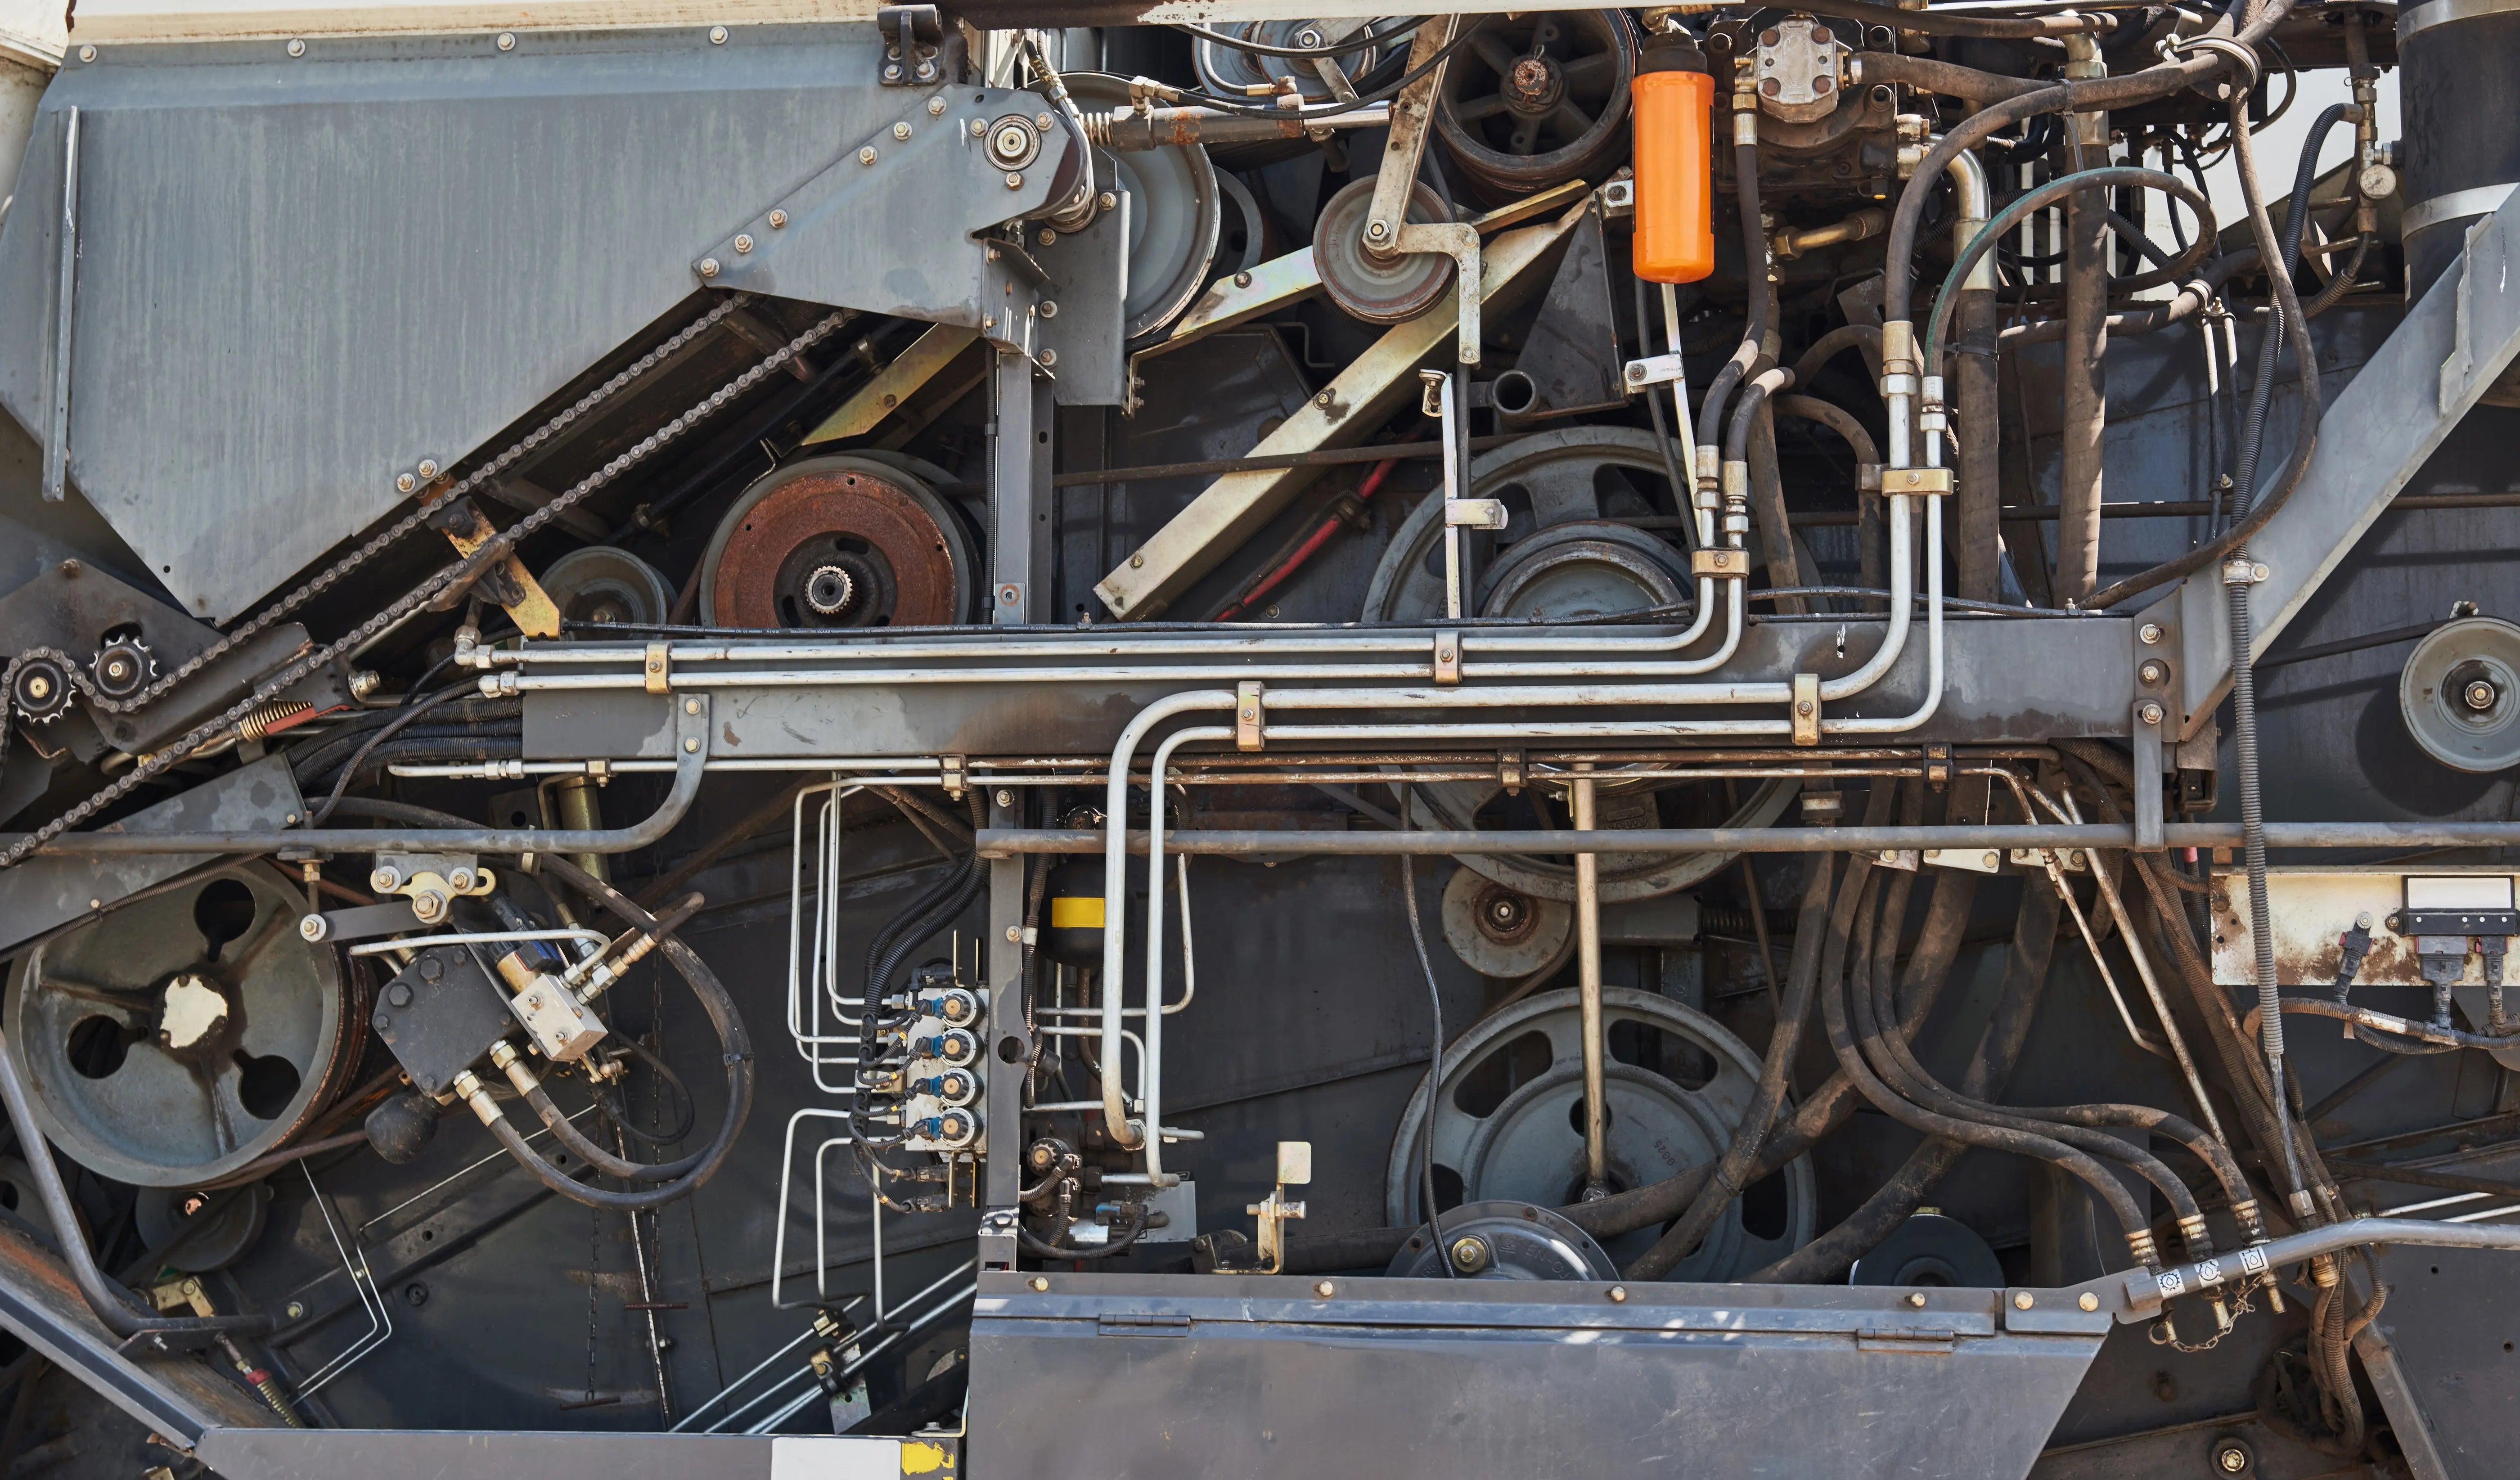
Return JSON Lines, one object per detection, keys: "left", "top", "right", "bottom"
{"left": 940, "top": 755, "right": 968, "bottom": 800}
{"left": 2220, "top": 557, "right": 2269, "bottom": 585}
{"left": 1690, "top": 548, "right": 1748, "bottom": 577}
{"left": 1792, "top": 672, "right": 1822, "bottom": 747}
{"left": 642, "top": 642, "right": 670, "bottom": 694}
{"left": 875, "top": 4, "right": 942, "bottom": 86}
{"left": 1396, "top": 221, "right": 1485, "bottom": 365}
{"left": 1443, "top": 498, "right": 1508, "bottom": 529}
{"left": 1246, "top": 1140, "right": 1311, "bottom": 1275}
{"left": 1623, "top": 351, "right": 1686, "bottom": 391}
{"left": 1235, "top": 681, "right": 1266, "bottom": 751}
{"left": 1432, "top": 631, "right": 1462, "bottom": 686}
{"left": 1880, "top": 467, "right": 1954, "bottom": 495}
{"left": 2131, "top": 701, "right": 2166, "bottom": 850}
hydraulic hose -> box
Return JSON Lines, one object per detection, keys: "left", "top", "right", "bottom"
{"left": 466, "top": 854, "right": 754, "bottom": 1212}
{"left": 1694, "top": 139, "right": 1773, "bottom": 459}
{"left": 1748, "top": 882, "right": 2060, "bottom": 1283}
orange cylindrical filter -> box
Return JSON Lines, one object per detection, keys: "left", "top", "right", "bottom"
{"left": 1631, "top": 50, "right": 1716, "bottom": 284}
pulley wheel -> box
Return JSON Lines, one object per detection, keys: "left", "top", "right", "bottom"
{"left": 1849, "top": 1212, "right": 2005, "bottom": 1289}
{"left": 4, "top": 862, "right": 361, "bottom": 1188}
{"left": 699, "top": 454, "right": 975, "bottom": 629}
{"left": 1064, "top": 74, "right": 1223, "bottom": 345}
{"left": 1385, "top": 988, "right": 1814, "bottom": 1278}
{"left": 1435, "top": 9, "right": 1636, "bottom": 198}
{"left": 1440, "top": 865, "right": 1570, "bottom": 978}
{"left": 540, "top": 545, "right": 672, "bottom": 628}
{"left": 1385, "top": 1198, "right": 1616, "bottom": 1280}
{"left": 1192, "top": 19, "right": 1399, "bottom": 107}
{"left": 1361, "top": 427, "right": 1684, "bottom": 623}
{"left": 1478, "top": 522, "right": 1690, "bottom": 622}
{"left": 2400, "top": 616, "right": 2520, "bottom": 772}
{"left": 1314, "top": 176, "right": 1458, "bottom": 326}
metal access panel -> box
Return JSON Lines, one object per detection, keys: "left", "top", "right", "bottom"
{"left": 966, "top": 1273, "right": 2106, "bottom": 1479}
{"left": 0, "top": 25, "right": 1054, "bottom": 622}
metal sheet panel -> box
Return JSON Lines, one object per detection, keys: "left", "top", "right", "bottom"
{"left": 0, "top": 752, "right": 302, "bottom": 949}
{"left": 0, "top": 27, "right": 988, "bottom": 621}
{"left": 966, "top": 1272, "right": 2104, "bottom": 1480}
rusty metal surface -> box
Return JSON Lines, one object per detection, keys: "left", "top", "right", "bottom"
{"left": 2207, "top": 867, "right": 2519, "bottom": 988}
{"left": 701, "top": 460, "right": 967, "bottom": 629}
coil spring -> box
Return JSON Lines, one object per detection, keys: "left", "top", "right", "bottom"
{"left": 235, "top": 699, "right": 314, "bottom": 743}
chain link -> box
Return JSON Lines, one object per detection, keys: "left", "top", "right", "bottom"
{"left": 5, "top": 293, "right": 756, "bottom": 736}
{"left": 2, "top": 303, "right": 853, "bottom": 871}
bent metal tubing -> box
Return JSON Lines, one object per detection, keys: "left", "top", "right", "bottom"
{"left": 8, "top": 695, "right": 715, "bottom": 857}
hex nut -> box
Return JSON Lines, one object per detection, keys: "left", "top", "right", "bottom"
{"left": 708, "top": 25, "right": 728, "bottom": 43}
{"left": 768, "top": 209, "right": 788, "bottom": 229}
{"left": 396, "top": 472, "right": 418, "bottom": 493}
{"left": 497, "top": 31, "right": 515, "bottom": 49}
{"left": 927, "top": 97, "right": 948, "bottom": 117}
{"left": 1005, "top": 172, "right": 1024, "bottom": 189}
{"left": 699, "top": 257, "right": 722, "bottom": 278}
{"left": 859, "top": 145, "right": 878, "bottom": 164}
{"left": 2139, "top": 621, "right": 2164, "bottom": 644}
{"left": 734, "top": 234, "right": 753, "bottom": 254}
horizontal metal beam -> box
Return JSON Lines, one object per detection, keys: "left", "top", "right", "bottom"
{"left": 979, "top": 819, "right": 2520, "bottom": 856}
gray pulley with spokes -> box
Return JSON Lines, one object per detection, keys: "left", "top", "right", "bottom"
{"left": 1385, "top": 988, "right": 1814, "bottom": 1278}
{"left": 1365, "top": 429, "right": 1789, "bottom": 901}
{"left": 4, "top": 862, "right": 361, "bottom": 1187}
{"left": 1360, "top": 426, "right": 1688, "bottom": 623}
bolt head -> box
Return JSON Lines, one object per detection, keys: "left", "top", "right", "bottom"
{"left": 1099, "top": 191, "right": 1118, "bottom": 210}
{"left": 2466, "top": 679, "right": 2499, "bottom": 711}
{"left": 2139, "top": 701, "right": 2165, "bottom": 725}
{"left": 1983, "top": 851, "right": 2002, "bottom": 868}
{"left": 1365, "top": 220, "right": 1390, "bottom": 240}
{"left": 371, "top": 866, "right": 402, "bottom": 892}
{"left": 2078, "top": 1291, "right": 2099, "bottom": 1311}
{"left": 497, "top": 31, "right": 515, "bottom": 49}
{"left": 684, "top": 736, "right": 701, "bottom": 753}
{"left": 396, "top": 472, "right": 418, "bottom": 494}
{"left": 2012, "top": 1291, "right": 2034, "bottom": 1310}
{"left": 286, "top": 1302, "right": 305, "bottom": 1319}
{"left": 1607, "top": 1284, "right": 1628, "bottom": 1303}
{"left": 2214, "top": 1440, "right": 2250, "bottom": 1474}
{"left": 286, "top": 37, "right": 305, "bottom": 56}
{"left": 1005, "top": 172, "right": 1024, "bottom": 189}
{"left": 699, "top": 257, "right": 721, "bottom": 278}
{"left": 769, "top": 209, "right": 788, "bottom": 228}
{"left": 448, "top": 867, "right": 476, "bottom": 892}
{"left": 858, "top": 145, "right": 878, "bottom": 164}
{"left": 927, "top": 97, "right": 947, "bottom": 116}
{"left": 1038, "top": 348, "right": 1057, "bottom": 367}
{"left": 893, "top": 121, "right": 913, "bottom": 141}
{"left": 733, "top": 233, "right": 753, "bottom": 254}
{"left": 1906, "top": 1291, "right": 1927, "bottom": 1307}
{"left": 1029, "top": 1276, "right": 1049, "bottom": 1292}
{"left": 1235, "top": 270, "right": 1254, "bottom": 288}
{"left": 2138, "top": 660, "right": 2166, "bottom": 685}
{"left": 1314, "top": 1280, "right": 1335, "bottom": 1298}
{"left": 416, "top": 458, "right": 439, "bottom": 479}
{"left": 78, "top": 44, "right": 95, "bottom": 61}
{"left": 708, "top": 24, "right": 728, "bottom": 43}
{"left": 299, "top": 914, "right": 328, "bottom": 942}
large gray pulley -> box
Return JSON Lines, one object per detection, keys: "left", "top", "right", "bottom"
{"left": 4, "top": 862, "right": 361, "bottom": 1187}
{"left": 1385, "top": 988, "right": 1814, "bottom": 1278}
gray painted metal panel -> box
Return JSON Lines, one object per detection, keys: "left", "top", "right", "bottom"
{"left": 2156, "top": 181, "right": 2520, "bottom": 736}
{"left": 522, "top": 616, "right": 2137, "bottom": 759}
{"left": 965, "top": 1272, "right": 2103, "bottom": 1480}
{"left": 0, "top": 27, "right": 1030, "bottom": 621}
{"left": 0, "top": 752, "right": 301, "bottom": 949}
